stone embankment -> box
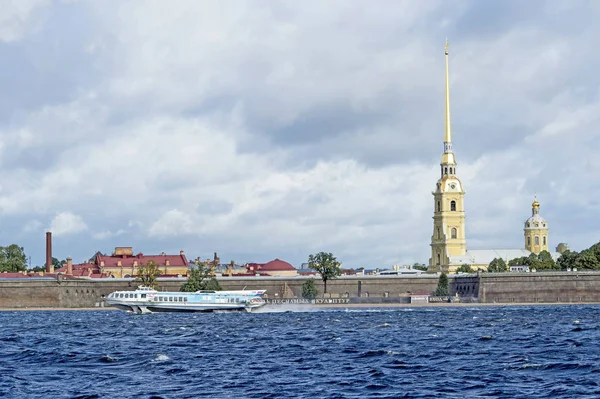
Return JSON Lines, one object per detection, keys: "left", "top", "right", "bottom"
{"left": 1, "top": 272, "right": 600, "bottom": 309}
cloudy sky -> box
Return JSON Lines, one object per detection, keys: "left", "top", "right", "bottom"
{"left": 1, "top": 0, "right": 599, "bottom": 268}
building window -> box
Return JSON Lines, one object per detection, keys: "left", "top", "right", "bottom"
{"left": 527, "top": 237, "right": 531, "bottom": 246}
{"left": 437, "top": 254, "right": 441, "bottom": 265}
{"left": 450, "top": 200, "right": 456, "bottom": 211}
{"left": 444, "top": 167, "right": 448, "bottom": 174}
{"left": 437, "top": 227, "right": 440, "bottom": 238}
{"left": 451, "top": 228, "right": 457, "bottom": 239}
{"left": 535, "top": 236, "right": 539, "bottom": 245}
{"left": 543, "top": 236, "right": 546, "bottom": 246}
{"left": 437, "top": 201, "right": 441, "bottom": 212}
{"left": 526, "top": 222, "right": 530, "bottom": 228}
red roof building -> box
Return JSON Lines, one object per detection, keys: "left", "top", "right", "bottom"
{"left": 244, "top": 258, "right": 297, "bottom": 277}
{"left": 55, "top": 247, "right": 189, "bottom": 278}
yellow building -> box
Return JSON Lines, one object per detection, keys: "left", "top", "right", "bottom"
{"left": 524, "top": 197, "right": 549, "bottom": 254}
{"left": 429, "top": 41, "right": 467, "bottom": 272}
{"left": 426, "top": 43, "right": 558, "bottom": 273}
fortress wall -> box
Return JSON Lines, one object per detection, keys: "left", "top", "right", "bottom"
{"left": 0, "top": 275, "right": 440, "bottom": 308}
{"left": 478, "top": 272, "right": 600, "bottom": 303}
{"left": 0, "top": 280, "right": 61, "bottom": 308}
{"left": 5, "top": 272, "right": 599, "bottom": 309}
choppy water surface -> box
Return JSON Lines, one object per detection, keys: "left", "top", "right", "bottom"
{"left": 1, "top": 305, "right": 600, "bottom": 398}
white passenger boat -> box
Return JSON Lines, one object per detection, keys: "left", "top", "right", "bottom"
{"left": 104, "top": 286, "right": 266, "bottom": 314}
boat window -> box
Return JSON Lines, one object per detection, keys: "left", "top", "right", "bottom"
{"left": 179, "top": 297, "right": 183, "bottom": 302}
{"left": 236, "top": 298, "right": 239, "bottom": 303}
{"left": 184, "top": 297, "right": 188, "bottom": 302}
{"left": 134, "top": 294, "right": 138, "bottom": 299}
{"left": 169, "top": 297, "right": 173, "bottom": 302}
{"left": 126, "top": 293, "right": 129, "bottom": 298}
{"left": 141, "top": 294, "right": 146, "bottom": 298}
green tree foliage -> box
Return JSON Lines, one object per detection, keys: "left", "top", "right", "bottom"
{"left": 434, "top": 272, "right": 449, "bottom": 296}
{"left": 554, "top": 244, "right": 600, "bottom": 270}
{"left": 507, "top": 251, "right": 559, "bottom": 271}
{"left": 52, "top": 257, "right": 67, "bottom": 269}
{"left": 301, "top": 279, "right": 318, "bottom": 299}
{"left": 135, "top": 260, "right": 161, "bottom": 289}
{"left": 456, "top": 264, "right": 474, "bottom": 273}
{"left": 508, "top": 256, "right": 529, "bottom": 266}
{"left": 0, "top": 244, "right": 28, "bottom": 272}
{"left": 536, "top": 250, "right": 559, "bottom": 270}
{"left": 557, "top": 250, "right": 579, "bottom": 270}
{"left": 308, "top": 252, "right": 342, "bottom": 294}
{"left": 487, "top": 258, "right": 508, "bottom": 273}
{"left": 412, "top": 263, "right": 428, "bottom": 271}
{"left": 181, "top": 262, "right": 222, "bottom": 292}
{"left": 573, "top": 250, "right": 599, "bottom": 270}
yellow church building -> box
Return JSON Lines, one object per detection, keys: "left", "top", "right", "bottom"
{"left": 427, "top": 42, "right": 560, "bottom": 273}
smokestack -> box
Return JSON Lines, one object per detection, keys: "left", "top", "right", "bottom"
{"left": 66, "top": 257, "right": 73, "bottom": 275}
{"left": 46, "top": 232, "right": 53, "bottom": 273}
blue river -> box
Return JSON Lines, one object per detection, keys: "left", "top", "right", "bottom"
{"left": 1, "top": 304, "right": 599, "bottom": 398}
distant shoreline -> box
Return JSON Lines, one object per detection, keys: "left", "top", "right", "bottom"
{"left": 1, "top": 301, "right": 599, "bottom": 312}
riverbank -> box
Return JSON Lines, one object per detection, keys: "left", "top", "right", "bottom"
{"left": 2, "top": 301, "right": 599, "bottom": 312}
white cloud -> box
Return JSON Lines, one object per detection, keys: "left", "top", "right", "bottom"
{"left": 93, "top": 229, "right": 126, "bottom": 240}
{"left": 149, "top": 209, "right": 196, "bottom": 237}
{"left": 2, "top": 2, "right": 600, "bottom": 267}
{"left": 0, "top": 0, "right": 50, "bottom": 42}
{"left": 48, "top": 212, "right": 88, "bottom": 236}
{"left": 21, "top": 219, "right": 43, "bottom": 234}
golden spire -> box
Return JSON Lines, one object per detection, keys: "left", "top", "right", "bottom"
{"left": 444, "top": 39, "right": 452, "bottom": 145}
{"left": 440, "top": 39, "right": 456, "bottom": 168}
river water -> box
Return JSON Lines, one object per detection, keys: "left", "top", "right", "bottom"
{"left": 1, "top": 304, "right": 599, "bottom": 398}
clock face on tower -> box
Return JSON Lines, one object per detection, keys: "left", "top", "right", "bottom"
{"left": 450, "top": 183, "right": 456, "bottom": 190}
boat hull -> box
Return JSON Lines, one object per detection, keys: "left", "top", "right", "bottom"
{"left": 104, "top": 300, "right": 264, "bottom": 314}
{"left": 104, "top": 287, "right": 266, "bottom": 314}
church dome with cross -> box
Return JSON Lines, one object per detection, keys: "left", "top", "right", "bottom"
{"left": 524, "top": 196, "right": 548, "bottom": 254}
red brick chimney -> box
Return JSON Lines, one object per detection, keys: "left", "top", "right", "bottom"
{"left": 66, "top": 257, "right": 73, "bottom": 275}
{"left": 45, "top": 232, "right": 53, "bottom": 273}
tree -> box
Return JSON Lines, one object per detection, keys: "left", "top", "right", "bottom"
{"left": 301, "top": 279, "right": 318, "bottom": 299}
{"left": 508, "top": 256, "right": 529, "bottom": 266}
{"left": 308, "top": 252, "right": 341, "bottom": 294}
{"left": 0, "top": 245, "right": 28, "bottom": 273}
{"left": 574, "top": 250, "right": 600, "bottom": 270}
{"left": 527, "top": 253, "right": 541, "bottom": 270}
{"left": 557, "top": 250, "right": 579, "bottom": 270}
{"left": 52, "top": 257, "right": 67, "bottom": 269}
{"left": 181, "top": 262, "right": 222, "bottom": 292}
{"left": 434, "top": 272, "right": 449, "bottom": 296}
{"left": 487, "top": 258, "right": 508, "bottom": 273}
{"left": 537, "top": 250, "right": 558, "bottom": 270}
{"left": 412, "top": 263, "right": 428, "bottom": 271}
{"left": 456, "top": 264, "right": 474, "bottom": 274}
{"left": 135, "top": 260, "right": 161, "bottom": 289}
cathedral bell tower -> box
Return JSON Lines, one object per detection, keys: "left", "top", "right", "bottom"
{"left": 429, "top": 41, "right": 467, "bottom": 272}
{"left": 524, "top": 196, "right": 548, "bottom": 254}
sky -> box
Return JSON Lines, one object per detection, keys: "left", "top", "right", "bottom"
{"left": 1, "top": 0, "right": 599, "bottom": 269}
